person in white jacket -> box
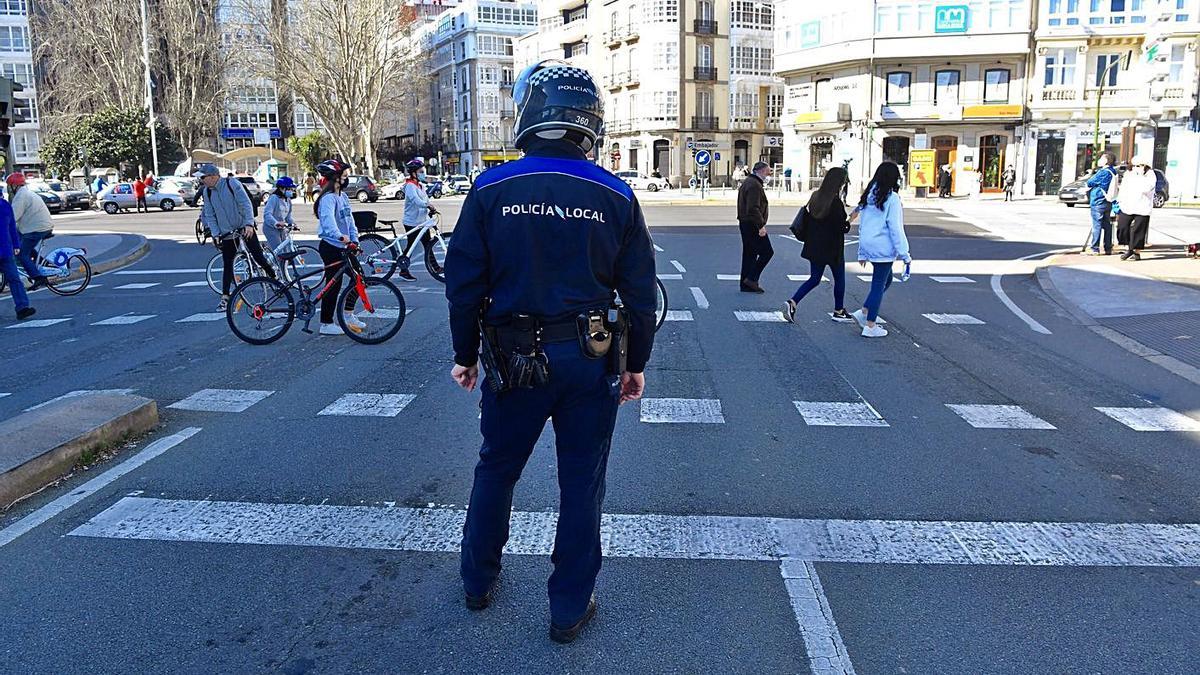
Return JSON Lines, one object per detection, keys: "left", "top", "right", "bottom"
{"left": 853, "top": 162, "right": 911, "bottom": 338}
{"left": 1116, "top": 158, "right": 1157, "bottom": 262}
{"left": 399, "top": 158, "right": 439, "bottom": 282}
{"left": 262, "top": 176, "right": 297, "bottom": 256}
{"left": 7, "top": 172, "right": 53, "bottom": 290}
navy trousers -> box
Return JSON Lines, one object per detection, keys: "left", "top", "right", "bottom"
{"left": 461, "top": 341, "right": 620, "bottom": 626}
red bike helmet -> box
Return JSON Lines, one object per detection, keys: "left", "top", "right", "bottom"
{"left": 6, "top": 172, "right": 26, "bottom": 187}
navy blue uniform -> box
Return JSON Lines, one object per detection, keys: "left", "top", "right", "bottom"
{"left": 445, "top": 139, "right": 656, "bottom": 626}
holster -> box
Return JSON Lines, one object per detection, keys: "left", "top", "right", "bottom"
{"left": 605, "top": 307, "right": 628, "bottom": 376}
{"left": 478, "top": 312, "right": 511, "bottom": 394}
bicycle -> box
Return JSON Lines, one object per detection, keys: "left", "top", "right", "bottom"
{"left": 654, "top": 277, "right": 666, "bottom": 331}
{"left": 195, "top": 218, "right": 209, "bottom": 245}
{"left": 0, "top": 233, "right": 92, "bottom": 296}
{"left": 264, "top": 224, "right": 319, "bottom": 283}
{"left": 204, "top": 227, "right": 316, "bottom": 294}
{"left": 357, "top": 213, "right": 449, "bottom": 284}
{"left": 226, "top": 242, "right": 406, "bottom": 345}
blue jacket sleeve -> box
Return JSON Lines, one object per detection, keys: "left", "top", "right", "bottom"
{"left": 316, "top": 195, "right": 340, "bottom": 243}
{"left": 232, "top": 179, "right": 255, "bottom": 227}
{"left": 0, "top": 200, "right": 16, "bottom": 255}
{"left": 444, "top": 191, "right": 489, "bottom": 367}
{"left": 1087, "top": 169, "right": 1113, "bottom": 190}
{"left": 614, "top": 195, "right": 657, "bottom": 373}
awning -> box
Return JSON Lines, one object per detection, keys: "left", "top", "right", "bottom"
{"left": 791, "top": 122, "right": 847, "bottom": 133}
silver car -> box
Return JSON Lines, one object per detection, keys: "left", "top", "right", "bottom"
{"left": 97, "top": 183, "right": 185, "bottom": 214}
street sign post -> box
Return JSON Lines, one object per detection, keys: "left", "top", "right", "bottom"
{"left": 695, "top": 150, "right": 711, "bottom": 167}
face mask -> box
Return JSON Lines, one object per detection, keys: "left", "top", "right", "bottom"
{"left": 340, "top": 178, "right": 349, "bottom": 189}
{"left": 417, "top": 171, "right": 426, "bottom": 180}
{"left": 285, "top": 190, "right": 295, "bottom": 198}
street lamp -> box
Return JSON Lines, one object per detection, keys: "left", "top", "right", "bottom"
{"left": 139, "top": 0, "right": 158, "bottom": 175}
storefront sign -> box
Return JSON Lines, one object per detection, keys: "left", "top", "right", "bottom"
{"left": 961, "top": 104, "right": 1023, "bottom": 118}
{"left": 800, "top": 21, "right": 821, "bottom": 49}
{"left": 629, "top": 139, "right": 643, "bottom": 148}
{"left": 765, "top": 136, "right": 783, "bottom": 147}
{"left": 880, "top": 105, "right": 960, "bottom": 121}
{"left": 908, "top": 149, "right": 938, "bottom": 188}
{"left": 221, "top": 127, "right": 281, "bottom": 139}
{"left": 794, "top": 111, "right": 835, "bottom": 124}
{"left": 934, "top": 5, "right": 969, "bottom": 33}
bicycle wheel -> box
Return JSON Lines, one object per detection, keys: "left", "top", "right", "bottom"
{"left": 227, "top": 276, "right": 295, "bottom": 345}
{"left": 424, "top": 234, "right": 448, "bottom": 284}
{"left": 655, "top": 277, "right": 667, "bottom": 332}
{"left": 358, "top": 233, "right": 397, "bottom": 280}
{"left": 284, "top": 245, "right": 320, "bottom": 283}
{"left": 337, "top": 276, "right": 406, "bottom": 345}
{"left": 206, "top": 251, "right": 249, "bottom": 295}
{"left": 195, "top": 219, "right": 206, "bottom": 244}
{"left": 46, "top": 255, "right": 92, "bottom": 296}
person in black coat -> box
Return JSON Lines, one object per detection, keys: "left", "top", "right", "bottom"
{"left": 939, "top": 165, "right": 953, "bottom": 198}
{"left": 782, "top": 167, "right": 854, "bottom": 323}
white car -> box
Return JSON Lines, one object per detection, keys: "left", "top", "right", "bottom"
{"left": 96, "top": 183, "right": 185, "bottom": 214}
{"left": 616, "top": 170, "right": 671, "bottom": 192}
{"left": 448, "top": 174, "right": 472, "bottom": 194}
{"left": 381, "top": 182, "right": 406, "bottom": 200}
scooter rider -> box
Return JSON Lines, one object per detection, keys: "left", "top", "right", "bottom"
{"left": 399, "top": 158, "right": 438, "bottom": 283}
{"left": 446, "top": 60, "right": 657, "bottom": 643}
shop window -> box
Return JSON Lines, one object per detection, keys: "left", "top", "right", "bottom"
{"left": 934, "top": 70, "right": 960, "bottom": 106}
{"left": 983, "top": 68, "right": 1010, "bottom": 102}
{"left": 886, "top": 71, "right": 911, "bottom": 105}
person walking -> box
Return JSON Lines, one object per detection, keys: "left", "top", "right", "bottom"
{"left": 313, "top": 159, "right": 365, "bottom": 336}
{"left": 399, "top": 158, "right": 438, "bottom": 283}
{"left": 133, "top": 175, "right": 148, "bottom": 213}
{"left": 1085, "top": 152, "right": 1118, "bottom": 255}
{"left": 8, "top": 173, "right": 53, "bottom": 291}
{"left": 196, "top": 164, "right": 276, "bottom": 311}
{"left": 302, "top": 173, "right": 315, "bottom": 203}
{"left": 0, "top": 194, "right": 35, "bottom": 320}
{"left": 446, "top": 60, "right": 656, "bottom": 644}
{"left": 1002, "top": 165, "right": 1016, "bottom": 202}
{"left": 783, "top": 166, "right": 793, "bottom": 192}
{"left": 781, "top": 167, "right": 853, "bottom": 324}
{"left": 939, "top": 164, "right": 952, "bottom": 198}
{"left": 853, "top": 162, "right": 911, "bottom": 338}
{"left": 1116, "top": 157, "right": 1156, "bottom": 262}
{"left": 261, "top": 177, "right": 297, "bottom": 258}
{"left": 737, "top": 161, "right": 774, "bottom": 293}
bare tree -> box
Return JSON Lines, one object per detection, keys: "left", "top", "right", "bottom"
{"left": 151, "top": 0, "right": 229, "bottom": 153}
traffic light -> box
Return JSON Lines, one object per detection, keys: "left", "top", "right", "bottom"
{"left": 0, "top": 77, "right": 22, "bottom": 172}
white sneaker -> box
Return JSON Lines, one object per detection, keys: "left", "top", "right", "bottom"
{"left": 343, "top": 313, "right": 366, "bottom": 333}
{"left": 319, "top": 322, "right": 343, "bottom": 336}
{"left": 861, "top": 325, "right": 888, "bottom": 338}
{"left": 851, "top": 309, "right": 867, "bottom": 327}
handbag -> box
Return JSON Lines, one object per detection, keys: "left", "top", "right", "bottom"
{"left": 789, "top": 206, "right": 808, "bottom": 242}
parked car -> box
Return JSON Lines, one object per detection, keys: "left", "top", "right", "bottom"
{"left": 233, "top": 176, "right": 263, "bottom": 205}
{"left": 158, "top": 177, "right": 197, "bottom": 206}
{"left": 1059, "top": 168, "right": 1169, "bottom": 208}
{"left": 31, "top": 185, "right": 63, "bottom": 214}
{"left": 447, "top": 174, "right": 472, "bottom": 194}
{"left": 615, "top": 170, "right": 671, "bottom": 192}
{"left": 96, "top": 183, "right": 184, "bottom": 214}
{"left": 32, "top": 180, "right": 90, "bottom": 210}
{"left": 344, "top": 174, "right": 379, "bottom": 203}
{"left": 381, "top": 181, "right": 406, "bottom": 200}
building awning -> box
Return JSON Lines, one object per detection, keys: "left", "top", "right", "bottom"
{"left": 791, "top": 122, "right": 847, "bottom": 133}
{"left": 480, "top": 154, "right": 513, "bottom": 162}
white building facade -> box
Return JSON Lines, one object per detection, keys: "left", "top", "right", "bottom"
{"left": 2, "top": 0, "right": 40, "bottom": 171}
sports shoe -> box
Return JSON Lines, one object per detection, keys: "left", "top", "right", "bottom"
{"left": 216, "top": 295, "right": 229, "bottom": 311}
{"left": 850, "top": 309, "right": 867, "bottom": 327}
{"left": 319, "top": 322, "right": 343, "bottom": 336}
{"left": 397, "top": 269, "right": 418, "bottom": 282}
{"left": 830, "top": 309, "right": 854, "bottom": 323}
{"left": 862, "top": 324, "right": 888, "bottom": 338}
{"left": 781, "top": 300, "right": 797, "bottom": 323}
{"left": 343, "top": 313, "right": 366, "bottom": 333}
{"left": 16, "top": 306, "right": 36, "bottom": 320}
{"left": 1128, "top": 251, "right": 1141, "bottom": 261}
{"left": 1120, "top": 251, "right": 1132, "bottom": 261}
{"left": 27, "top": 276, "right": 48, "bottom": 291}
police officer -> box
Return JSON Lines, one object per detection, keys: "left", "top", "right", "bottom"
{"left": 445, "top": 60, "right": 657, "bottom": 643}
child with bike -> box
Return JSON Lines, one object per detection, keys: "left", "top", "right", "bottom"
{"left": 196, "top": 164, "right": 277, "bottom": 311}
{"left": 314, "top": 159, "right": 365, "bottom": 336}
{"left": 400, "top": 158, "right": 440, "bottom": 282}
{"left": 262, "top": 176, "right": 298, "bottom": 255}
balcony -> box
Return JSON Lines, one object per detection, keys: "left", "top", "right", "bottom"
{"left": 693, "top": 66, "right": 717, "bottom": 81}
{"left": 693, "top": 19, "right": 718, "bottom": 35}
{"left": 692, "top": 116, "right": 719, "bottom": 130}
{"left": 1084, "top": 86, "right": 1140, "bottom": 101}
{"left": 766, "top": 118, "right": 780, "bottom": 130}
{"left": 607, "top": 120, "right": 632, "bottom": 133}
{"left": 1041, "top": 86, "right": 1079, "bottom": 102}
{"left": 499, "top": 79, "right": 514, "bottom": 90}
{"left": 623, "top": 70, "right": 640, "bottom": 87}
{"left": 730, "top": 119, "right": 758, "bottom": 131}
{"left": 1162, "top": 86, "right": 1189, "bottom": 100}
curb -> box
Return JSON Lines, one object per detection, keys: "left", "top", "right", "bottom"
{"left": 90, "top": 235, "right": 151, "bottom": 276}
{"left": 0, "top": 394, "right": 159, "bottom": 511}
{"left": 1034, "top": 257, "right": 1200, "bottom": 387}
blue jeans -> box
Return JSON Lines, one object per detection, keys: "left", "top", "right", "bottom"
{"left": 791, "top": 260, "right": 846, "bottom": 309}
{"left": 461, "top": 342, "right": 620, "bottom": 626}
{"left": 864, "top": 262, "right": 894, "bottom": 322}
{"left": 18, "top": 230, "right": 51, "bottom": 280}
{"left": 1, "top": 256, "right": 30, "bottom": 312}
{"left": 1088, "top": 201, "right": 1113, "bottom": 253}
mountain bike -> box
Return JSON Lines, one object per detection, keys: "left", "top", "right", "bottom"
{"left": 226, "top": 242, "right": 406, "bottom": 345}
{"left": 204, "top": 228, "right": 310, "bottom": 294}
{"left": 195, "top": 218, "right": 209, "bottom": 245}
{"left": 654, "top": 277, "right": 666, "bottom": 331}
{"left": 0, "top": 233, "right": 92, "bottom": 296}
{"left": 358, "top": 213, "right": 449, "bottom": 283}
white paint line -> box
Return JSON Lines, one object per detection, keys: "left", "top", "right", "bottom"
{"left": 664, "top": 310, "right": 694, "bottom": 321}
{"left": 735, "top": 311, "right": 787, "bottom": 323}
{"left": 91, "top": 314, "right": 157, "bottom": 326}
{"left": 115, "top": 268, "right": 206, "bottom": 275}
{"left": 176, "top": 312, "right": 225, "bottom": 323}
{"left": 167, "top": 389, "right": 274, "bottom": 413}
{"left": 1095, "top": 407, "right": 1200, "bottom": 432}
{"left": 653, "top": 244, "right": 664, "bottom": 252}
{"left": 781, "top": 561, "right": 858, "bottom": 675}
{"left": 788, "top": 275, "right": 830, "bottom": 283}
{"left": 70, "top": 496, "right": 1200, "bottom": 567}
{"left": 6, "top": 318, "right": 71, "bottom": 329}
{"left": 922, "top": 313, "right": 986, "bottom": 325}
{"left": 793, "top": 401, "right": 889, "bottom": 427}
{"left": 989, "top": 249, "right": 1068, "bottom": 336}
{"left": 716, "top": 274, "right": 741, "bottom": 281}
{"left": 656, "top": 274, "right": 683, "bottom": 280}
{"left": 670, "top": 260, "right": 687, "bottom": 273}
{"left": 173, "top": 281, "right": 210, "bottom": 288}
{"left": 856, "top": 275, "right": 873, "bottom": 282}
{"left": 317, "top": 393, "right": 416, "bottom": 417}
{"left": 0, "top": 392, "right": 9, "bottom": 398}
{"left": 640, "top": 398, "right": 725, "bottom": 424}
{"left": 113, "top": 283, "right": 160, "bottom": 290}
{"left": 0, "top": 428, "right": 201, "bottom": 549}
{"left": 946, "top": 404, "right": 1056, "bottom": 430}
{"left": 931, "top": 276, "right": 976, "bottom": 284}
{"left": 689, "top": 287, "right": 709, "bottom": 309}
{"left": 25, "top": 389, "right": 136, "bottom": 412}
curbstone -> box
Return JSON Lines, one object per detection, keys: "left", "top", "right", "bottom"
{"left": 90, "top": 235, "right": 150, "bottom": 276}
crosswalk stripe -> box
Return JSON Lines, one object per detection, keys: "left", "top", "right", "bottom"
{"left": 318, "top": 393, "right": 416, "bottom": 417}
{"left": 793, "top": 401, "right": 889, "bottom": 427}
{"left": 787, "top": 275, "right": 829, "bottom": 283}
{"left": 92, "top": 314, "right": 156, "bottom": 326}
{"left": 923, "top": 313, "right": 986, "bottom": 325}
{"left": 856, "top": 275, "right": 872, "bottom": 282}
{"left": 167, "top": 389, "right": 274, "bottom": 413}
{"left": 25, "top": 389, "right": 137, "bottom": 412}
{"left": 664, "top": 310, "right": 694, "bottom": 321}
{"left": 114, "top": 283, "right": 160, "bottom": 290}
{"left": 174, "top": 281, "right": 210, "bottom": 288}
{"left": 670, "top": 260, "right": 687, "bottom": 273}
{"left": 689, "top": 287, "right": 709, "bottom": 309}
{"left": 716, "top": 274, "right": 740, "bottom": 281}
{"left": 1095, "top": 407, "right": 1200, "bottom": 432}
{"left": 653, "top": 244, "right": 664, "bottom": 252}
{"left": 115, "top": 269, "right": 206, "bottom": 275}
{"left": 946, "top": 404, "right": 1056, "bottom": 430}
{"left": 931, "top": 276, "right": 975, "bottom": 283}
{"left": 735, "top": 311, "right": 787, "bottom": 323}
{"left": 640, "top": 398, "right": 725, "bottom": 424}
{"left": 656, "top": 274, "right": 683, "bottom": 280}
{"left": 6, "top": 318, "right": 71, "bottom": 329}
{"left": 176, "top": 313, "right": 225, "bottom": 323}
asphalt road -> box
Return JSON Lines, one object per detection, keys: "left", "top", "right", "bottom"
{"left": 2, "top": 197, "right": 1199, "bottom": 674}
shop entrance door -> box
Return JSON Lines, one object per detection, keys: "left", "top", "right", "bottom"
{"left": 1034, "top": 136, "right": 1064, "bottom": 195}
{"left": 979, "top": 134, "right": 1007, "bottom": 192}
{"left": 809, "top": 141, "right": 833, "bottom": 190}
{"left": 933, "top": 136, "right": 958, "bottom": 194}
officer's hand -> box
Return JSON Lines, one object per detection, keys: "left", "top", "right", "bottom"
{"left": 619, "top": 372, "right": 644, "bottom": 404}
{"left": 758, "top": 227, "right": 767, "bottom": 237}
{"left": 452, "top": 364, "right": 479, "bottom": 392}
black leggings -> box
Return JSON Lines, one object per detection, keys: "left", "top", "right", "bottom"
{"left": 318, "top": 240, "right": 359, "bottom": 324}
{"left": 221, "top": 231, "right": 275, "bottom": 295}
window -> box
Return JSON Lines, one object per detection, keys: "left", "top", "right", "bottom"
{"left": 814, "top": 78, "right": 831, "bottom": 110}
{"left": 1176, "top": 0, "right": 1190, "bottom": 22}
{"left": 566, "top": 5, "right": 587, "bottom": 23}
{"left": 480, "top": 92, "right": 499, "bottom": 115}
{"left": 0, "top": 0, "right": 25, "bottom": 15}
{"left": 460, "top": 66, "right": 470, "bottom": 91}
{"left": 0, "top": 26, "right": 28, "bottom": 52}
{"left": 629, "top": 93, "right": 638, "bottom": 121}
{"left": 476, "top": 4, "right": 536, "bottom": 25}
{"left": 0, "top": 61, "right": 32, "bottom": 87}
{"left": 478, "top": 66, "right": 498, "bottom": 85}
{"left": 650, "top": 90, "right": 679, "bottom": 120}
{"left": 653, "top": 40, "right": 679, "bottom": 70}
{"left": 229, "top": 85, "right": 277, "bottom": 105}
{"left": 567, "top": 41, "right": 587, "bottom": 58}
{"left": 730, "top": 90, "right": 759, "bottom": 122}
{"left": 1089, "top": 0, "right": 1147, "bottom": 24}
{"left": 460, "top": 94, "right": 469, "bottom": 121}
{"left": 983, "top": 68, "right": 1010, "bottom": 102}
{"left": 698, "top": 0, "right": 714, "bottom": 22}
{"left": 697, "top": 90, "right": 713, "bottom": 117}
{"left": 644, "top": 0, "right": 679, "bottom": 21}
{"left": 628, "top": 46, "right": 638, "bottom": 71}
{"left": 934, "top": 70, "right": 960, "bottom": 105}
{"left": 12, "top": 95, "right": 34, "bottom": 123}
{"left": 1043, "top": 48, "right": 1076, "bottom": 86}
{"left": 731, "top": 0, "right": 773, "bottom": 29}
{"left": 476, "top": 34, "right": 513, "bottom": 56}
{"left": 886, "top": 71, "right": 911, "bottom": 105}
{"left": 13, "top": 129, "right": 38, "bottom": 161}
{"left": 730, "top": 45, "right": 772, "bottom": 76}
{"left": 223, "top": 112, "right": 278, "bottom": 127}
{"left": 1094, "top": 54, "right": 1120, "bottom": 87}
{"left": 1169, "top": 43, "right": 1186, "bottom": 82}
{"left": 698, "top": 43, "right": 712, "bottom": 68}
{"left": 766, "top": 91, "right": 783, "bottom": 120}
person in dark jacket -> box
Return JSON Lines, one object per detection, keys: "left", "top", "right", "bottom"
{"left": 938, "top": 165, "right": 953, "bottom": 198}
{"left": 1085, "top": 152, "right": 1118, "bottom": 255}
{"left": 737, "top": 161, "right": 773, "bottom": 293}
{"left": 0, "top": 196, "right": 34, "bottom": 320}
{"left": 782, "top": 167, "right": 853, "bottom": 324}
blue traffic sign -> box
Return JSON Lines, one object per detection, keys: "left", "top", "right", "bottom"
{"left": 714, "top": 152, "right": 721, "bottom": 161}
{"left": 695, "top": 150, "right": 711, "bottom": 166}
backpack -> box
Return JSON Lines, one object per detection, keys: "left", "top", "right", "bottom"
{"left": 207, "top": 178, "right": 260, "bottom": 219}
{"left": 1103, "top": 168, "right": 1120, "bottom": 203}
{"left": 789, "top": 206, "right": 808, "bottom": 242}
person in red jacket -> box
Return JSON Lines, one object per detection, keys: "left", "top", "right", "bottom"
{"left": 133, "top": 177, "right": 147, "bottom": 213}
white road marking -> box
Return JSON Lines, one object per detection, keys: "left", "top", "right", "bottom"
{"left": 0, "top": 392, "right": 9, "bottom": 398}
{"left": 689, "top": 287, "right": 709, "bottom": 309}
{"left": 174, "top": 281, "right": 210, "bottom": 288}
{"left": 167, "top": 389, "right": 274, "bottom": 413}
{"left": 788, "top": 275, "right": 829, "bottom": 283}
{"left": 793, "top": 401, "right": 889, "bottom": 427}
{"left": 931, "top": 276, "right": 975, "bottom": 284}
{"left": 176, "top": 313, "right": 225, "bottom": 323}
{"left": 640, "top": 398, "right": 725, "bottom": 424}
{"left": 657, "top": 274, "right": 683, "bottom": 280}
{"left": 0, "top": 428, "right": 201, "bottom": 548}
{"left": 24, "top": 389, "right": 137, "bottom": 412}
{"left": 670, "top": 260, "right": 687, "bottom": 273}
{"left": 318, "top": 393, "right": 416, "bottom": 417}
{"left": 990, "top": 249, "right": 1067, "bottom": 336}
{"left": 946, "top": 404, "right": 1056, "bottom": 430}
{"left": 716, "top": 274, "right": 741, "bottom": 281}
{"left": 6, "top": 318, "right": 71, "bottom": 329}
{"left": 653, "top": 244, "right": 664, "bottom": 252}
{"left": 922, "top": 313, "right": 986, "bottom": 325}
{"left": 781, "top": 560, "right": 858, "bottom": 675}
{"left": 664, "top": 310, "right": 694, "bottom": 321}
{"left": 115, "top": 268, "right": 206, "bottom": 275}
{"left": 735, "top": 311, "right": 787, "bottom": 323}
{"left": 91, "top": 314, "right": 157, "bottom": 326}
{"left": 1095, "top": 407, "right": 1200, "bottom": 432}
{"left": 114, "top": 283, "right": 160, "bottom": 290}
{"left": 856, "top": 275, "right": 872, "bottom": 282}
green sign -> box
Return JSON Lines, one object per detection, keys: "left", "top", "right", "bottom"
{"left": 1168, "top": 159, "right": 1179, "bottom": 168}
{"left": 800, "top": 21, "right": 821, "bottom": 49}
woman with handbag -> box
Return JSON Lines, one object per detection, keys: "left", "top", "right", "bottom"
{"left": 782, "top": 167, "right": 854, "bottom": 324}
{"left": 1115, "top": 157, "right": 1156, "bottom": 261}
